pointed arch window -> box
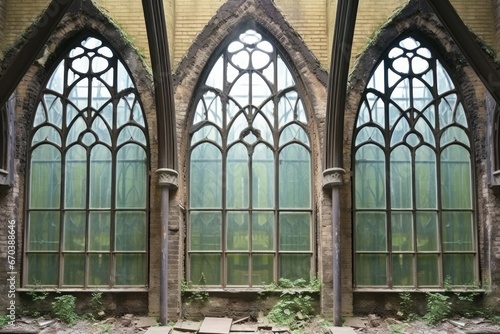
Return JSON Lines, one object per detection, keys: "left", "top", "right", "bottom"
{"left": 188, "top": 28, "right": 313, "bottom": 288}
{"left": 24, "top": 36, "right": 149, "bottom": 288}
{"left": 353, "top": 36, "right": 477, "bottom": 288}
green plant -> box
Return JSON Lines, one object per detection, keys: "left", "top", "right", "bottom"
{"left": 181, "top": 279, "right": 209, "bottom": 304}
{"left": 423, "top": 292, "right": 451, "bottom": 325}
{"left": 22, "top": 286, "right": 49, "bottom": 317}
{"left": 90, "top": 292, "right": 104, "bottom": 317}
{"left": 389, "top": 323, "right": 409, "bottom": 334}
{"left": 52, "top": 294, "right": 79, "bottom": 325}
{"left": 0, "top": 315, "right": 10, "bottom": 329}
{"left": 266, "top": 277, "right": 320, "bottom": 332}
{"left": 397, "top": 292, "right": 417, "bottom": 321}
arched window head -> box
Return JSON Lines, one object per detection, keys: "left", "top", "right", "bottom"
{"left": 188, "top": 28, "right": 313, "bottom": 288}
{"left": 353, "top": 36, "right": 477, "bottom": 288}
{"left": 25, "top": 36, "right": 149, "bottom": 288}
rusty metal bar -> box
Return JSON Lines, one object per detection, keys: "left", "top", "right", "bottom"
{"left": 0, "top": 0, "right": 75, "bottom": 107}
{"left": 425, "top": 0, "right": 500, "bottom": 106}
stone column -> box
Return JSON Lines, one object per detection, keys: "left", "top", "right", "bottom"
{"left": 156, "top": 168, "right": 178, "bottom": 325}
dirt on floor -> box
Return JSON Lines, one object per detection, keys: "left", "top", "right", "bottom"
{"left": 1, "top": 314, "right": 500, "bottom": 333}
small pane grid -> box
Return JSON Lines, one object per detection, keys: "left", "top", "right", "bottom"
{"left": 353, "top": 36, "right": 477, "bottom": 288}
{"left": 188, "top": 29, "right": 313, "bottom": 288}
{"left": 25, "top": 36, "right": 148, "bottom": 288}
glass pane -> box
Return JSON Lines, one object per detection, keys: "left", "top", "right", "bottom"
{"left": 65, "top": 145, "right": 87, "bottom": 208}
{"left": 355, "top": 212, "right": 386, "bottom": 252}
{"left": 443, "top": 254, "right": 475, "bottom": 285}
{"left": 441, "top": 145, "right": 472, "bottom": 209}
{"left": 115, "top": 212, "right": 146, "bottom": 251}
{"left": 442, "top": 212, "right": 473, "bottom": 251}
{"left": 115, "top": 254, "right": 146, "bottom": 285}
{"left": 89, "top": 212, "right": 110, "bottom": 251}
{"left": 279, "top": 144, "right": 311, "bottom": 208}
{"left": 30, "top": 145, "right": 61, "bottom": 209}
{"left": 191, "top": 125, "right": 222, "bottom": 146}
{"left": 252, "top": 254, "right": 274, "bottom": 285}
{"left": 355, "top": 254, "right": 386, "bottom": 286}
{"left": 391, "top": 212, "right": 413, "bottom": 251}
{"left": 32, "top": 125, "right": 62, "bottom": 146}
{"left": 28, "top": 211, "right": 60, "bottom": 251}
{"left": 279, "top": 212, "right": 310, "bottom": 251}
{"left": 90, "top": 144, "right": 112, "bottom": 208}
{"left": 88, "top": 254, "right": 109, "bottom": 286}
{"left": 226, "top": 144, "right": 249, "bottom": 208}
{"left": 415, "top": 146, "right": 437, "bottom": 209}
{"left": 252, "top": 144, "right": 274, "bottom": 209}
{"left": 27, "top": 254, "right": 59, "bottom": 285}
{"left": 116, "top": 144, "right": 147, "bottom": 208}
{"left": 190, "top": 143, "right": 222, "bottom": 208}
{"left": 416, "top": 212, "right": 438, "bottom": 251}
{"left": 117, "top": 125, "right": 147, "bottom": 146}
{"left": 390, "top": 146, "right": 412, "bottom": 209}
{"left": 278, "top": 91, "right": 298, "bottom": 127}
{"left": 252, "top": 73, "right": 271, "bottom": 107}
{"left": 279, "top": 124, "right": 309, "bottom": 146}
{"left": 279, "top": 254, "right": 310, "bottom": 281}
{"left": 252, "top": 212, "right": 274, "bottom": 251}
{"left": 392, "top": 254, "right": 414, "bottom": 286}
{"left": 227, "top": 212, "right": 249, "bottom": 251}
{"left": 355, "top": 126, "right": 384, "bottom": 146}
{"left": 63, "top": 254, "right": 85, "bottom": 286}
{"left": 441, "top": 126, "right": 469, "bottom": 147}
{"left": 227, "top": 254, "right": 249, "bottom": 285}
{"left": 354, "top": 145, "right": 385, "bottom": 209}
{"left": 190, "top": 254, "right": 221, "bottom": 285}
{"left": 417, "top": 254, "right": 438, "bottom": 286}
{"left": 64, "top": 211, "right": 86, "bottom": 251}
{"left": 190, "top": 211, "right": 221, "bottom": 251}
{"left": 229, "top": 73, "right": 249, "bottom": 107}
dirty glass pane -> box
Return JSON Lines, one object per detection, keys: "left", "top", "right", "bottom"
{"left": 252, "top": 212, "right": 274, "bottom": 251}
{"left": 441, "top": 145, "right": 472, "bottom": 209}
{"left": 442, "top": 212, "right": 473, "bottom": 251}
{"left": 279, "top": 254, "right": 310, "bottom": 281}
{"left": 190, "top": 211, "right": 221, "bottom": 251}
{"left": 279, "top": 144, "right": 311, "bottom": 208}
{"left": 89, "top": 212, "right": 110, "bottom": 251}
{"left": 65, "top": 145, "right": 87, "bottom": 208}
{"left": 390, "top": 146, "right": 412, "bottom": 209}
{"left": 392, "top": 254, "right": 413, "bottom": 286}
{"left": 28, "top": 211, "right": 60, "bottom": 251}
{"left": 416, "top": 212, "right": 438, "bottom": 251}
{"left": 279, "top": 212, "right": 310, "bottom": 251}
{"left": 90, "top": 144, "right": 111, "bottom": 209}
{"left": 355, "top": 254, "right": 386, "bottom": 286}
{"left": 227, "top": 254, "right": 249, "bottom": 285}
{"left": 252, "top": 254, "right": 274, "bottom": 285}
{"left": 115, "top": 212, "right": 146, "bottom": 251}
{"left": 88, "top": 254, "right": 109, "bottom": 286}
{"left": 417, "top": 254, "right": 438, "bottom": 286}
{"left": 190, "top": 254, "right": 221, "bottom": 285}
{"left": 27, "top": 254, "right": 59, "bottom": 285}
{"left": 355, "top": 145, "right": 385, "bottom": 209}
{"left": 391, "top": 212, "right": 413, "bottom": 251}
{"left": 252, "top": 144, "right": 274, "bottom": 209}
{"left": 443, "top": 254, "right": 475, "bottom": 285}
{"left": 227, "top": 212, "right": 249, "bottom": 251}
{"left": 30, "top": 145, "right": 61, "bottom": 209}
{"left": 415, "top": 146, "right": 437, "bottom": 209}
{"left": 63, "top": 254, "right": 85, "bottom": 285}
{"left": 115, "top": 254, "right": 146, "bottom": 285}
{"left": 64, "top": 211, "right": 86, "bottom": 251}
{"left": 116, "top": 144, "right": 147, "bottom": 208}
{"left": 227, "top": 144, "right": 249, "bottom": 208}
{"left": 355, "top": 212, "right": 386, "bottom": 252}
{"left": 190, "top": 143, "right": 222, "bottom": 208}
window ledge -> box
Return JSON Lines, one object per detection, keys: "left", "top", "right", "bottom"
{"left": 354, "top": 288, "right": 485, "bottom": 293}
{"left": 183, "top": 287, "right": 319, "bottom": 294}
{"left": 17, "top": 287, "right": 148, "bottom": 293}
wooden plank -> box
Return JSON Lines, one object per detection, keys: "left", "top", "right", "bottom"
{"left": 229, "top": 323, "right": 257, "bottom": 332}
{"left": 144, "top": 327, "right": 172, "bottom": 334}
{"left": 198, "top": 317, "right": 233, "bottom": 334}
{"left": 173, "top": 320, "right": 200, "bottom": 332}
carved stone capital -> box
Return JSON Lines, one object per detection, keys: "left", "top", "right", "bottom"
{"left": 322, "top": 167, "right": 346, "bottom": 189}
{"left": 156, "top": 168, "right": 178, "bottom": 189}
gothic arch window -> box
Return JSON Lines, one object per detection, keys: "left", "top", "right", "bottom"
{"left": 188, "top": 28, "right": 313, "bottom": 287}
{"left": 24, "top": 35, "right": 149, "bottom": 288}
{"left": 353, "top": 36, "right": 477, "bottom": 288}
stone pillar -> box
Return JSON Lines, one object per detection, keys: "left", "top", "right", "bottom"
{"left": 156, "top": 168, "right": 178, "bottom": 325}
{"left": 322, "top": 167, "right": 345, "bottom": 326}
